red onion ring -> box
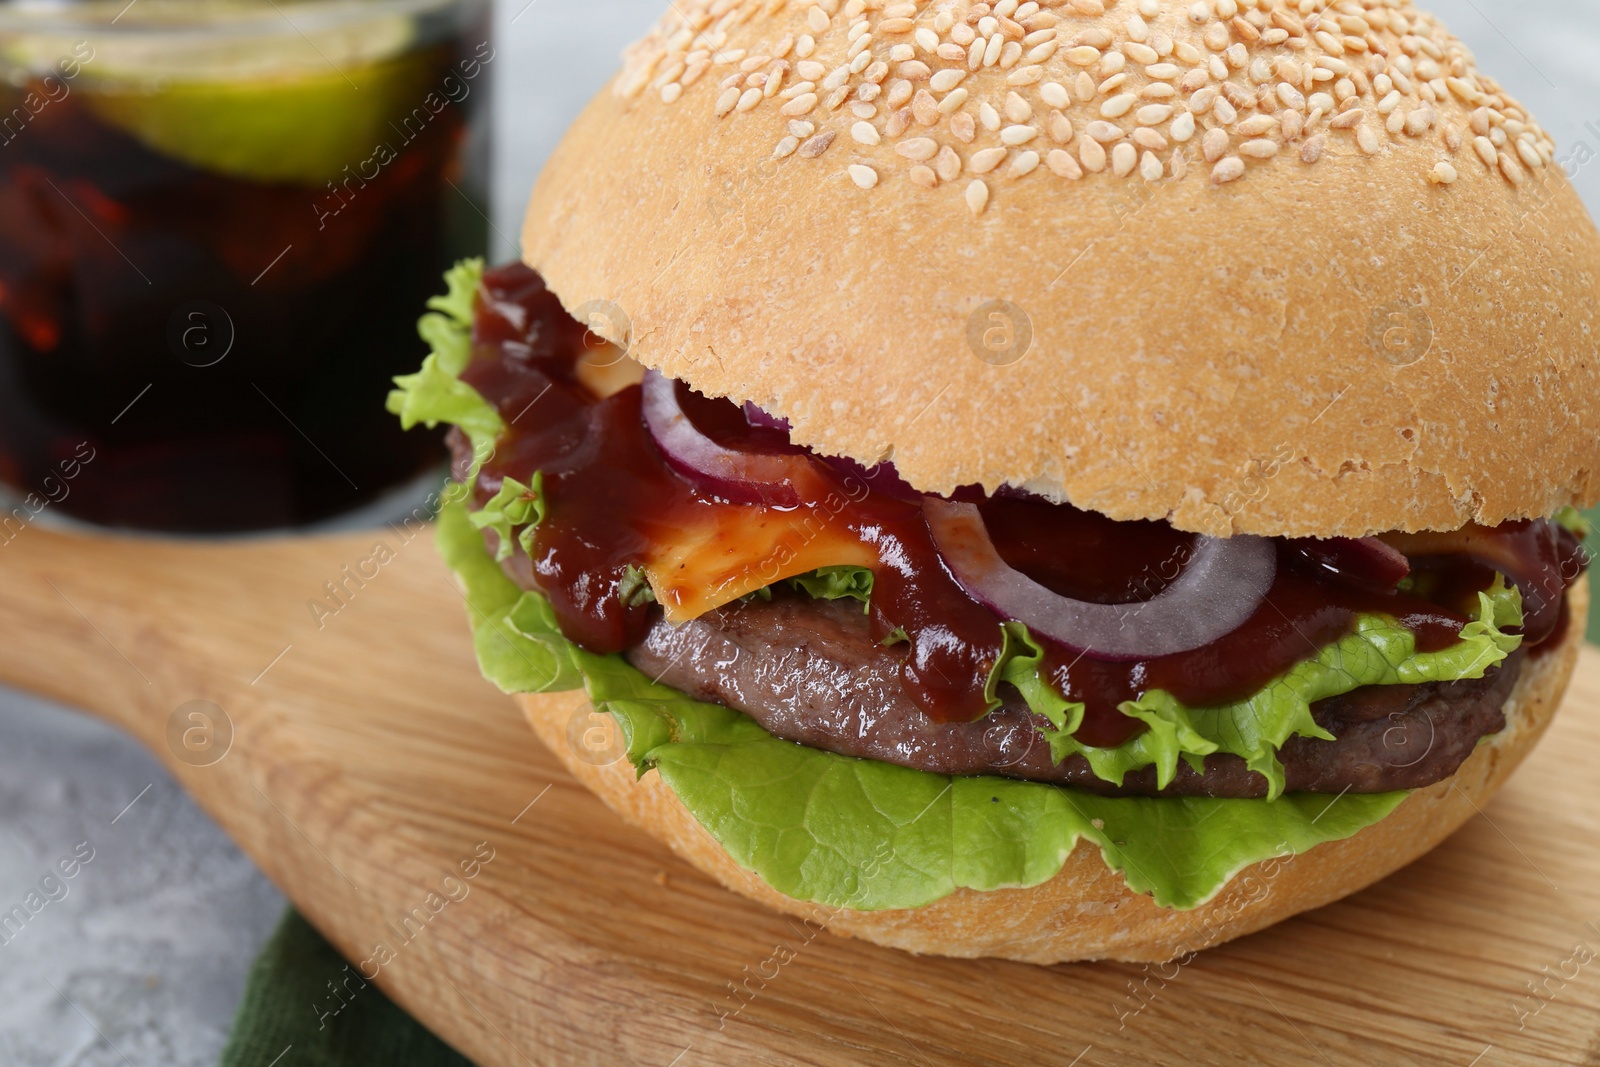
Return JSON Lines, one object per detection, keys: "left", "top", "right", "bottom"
{"left": 742, "top": 400, "right": 791, "bottom": 432}
{"left": 642, "top": 370, "right": 809, "bottom": 506}
{"left": 1292, "top": 536, "right": 1410, "bottom": 592}
{"left": 923, "top": 498, "right": 1277, "bottom": 660}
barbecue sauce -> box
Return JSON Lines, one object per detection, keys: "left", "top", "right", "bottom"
{"left": 460, "top": 263, "right": 1587, "bottom": 745}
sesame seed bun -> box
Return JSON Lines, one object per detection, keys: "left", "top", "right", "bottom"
{"left": 518, "top": 576, "right": 1584, "bottom": 964}
{"left": 521, "top": 0, "right": 1600, "bottom": 537}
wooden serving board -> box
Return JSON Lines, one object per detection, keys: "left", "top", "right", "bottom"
{"left": 1, "top": 523, "right": 1598, "bottom": 1067}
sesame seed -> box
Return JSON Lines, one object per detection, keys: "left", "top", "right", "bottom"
{"left": 660, "top": 82, "right": 682, "bottom": 104}
{"left": 715, "top": 86, "right": 741, "bottom": 117}
{"left": 931, "top": 68, "right": 967, "bottom": 93}
{"left": 779, "top": 92, "right": 818, "bottom": 117}
{"left": 1137, "top": 103, "right": 1174, "bottom": 125}
{"left": 939, "top": 88, "right": 970, "bottom": 114}
{"left": 1239, "top": 138, "right": 1279, "bottom": 158}
{"left": 1101, "top": 93, "right": 1136, "bottom": 118}
{"left": 909, "top": 164, "right": 937, "bottom": 188}
{"left": 1009, "top": 150, "right": 1041, "bottom": 177}
{"left": 1005, "top": 91, "right": 1033, "bottom": 122}
{"left": 1211, "top": 156, "right": 1246, "bottom": 183}
{"left": 851, "top": 121, "right": 880, "bottom": 145}
{"left": 1080, "top": 138, "right": 1108, "bottom": 172}
{"left": 1498, "top": 151, "right": 1525, "bottom": 185}
{"left": 966, "top": 179, "right": 990, "bottom": 214}
{"left": 1300, "top": 134, "right": 1325, "bottom": 163}
{"left": 798, "top": 130, "right": 836, "bottom": 158}
{"left": 1087, "top": 120, "right": 1124, "bottom": 143}
{"left": 886, "top": 107, "right": 913, "bottom": 137}
{"left": 915, "top": 27, "right": 939, "bottom": 52}
{"left": 1356, "top": 124, "right": 1381, "bottom": 155}
{"left": 1139, "top": 150, "right": 1163, "bottom": 180}
{"left": 1202, "top": 127, "right": 1229, "bottom": 162}
{"left": 1067, "top": 45, "right": 1102, "bottom": 66}
{"left": 852, "top": 101, "right": 877, "bottom": 119}
{"left": 952, "top": 111, "right": 977, "bottom": 142}
{"left": 1047, "top": 148, "right": 1084, "bottom": 178}
{"left": 1001, "top": 124, "right": 1038, "bottom": 145}
{"left": 847, "top": 164, "right": 878, "bottom": 189}
{"left": 1132, "top": 127, "right": 1167, "bottom": 150}
{"left": 970, "top": 146, "right": 1009, "bottom": 173}
{"left": 1124, "top": 42, "right": 1160, "bottom": 66}
{"left": 1473, "top": 136, "right": 1497, "bottom": 166}
{"left": 936, "top": 145, "right": 962, "bottom": 181}
{"left": 1429, "top": 160, "right": 1458, "bottom": 184}
{"left": 774, "top": 136, "right": 799, "bottom": 158}
{"left": 1041, "top": 81, "right": 1071, "bottom": 109}
{"left": 979, "top": 102, "right": 1002, "bottom": 130}
{"left": 1171, "top": 111, "right": 1197, "bottom": 141}
{"left": 1330, "top": 107, "right": 1364, "bottom": 129}
{"left": 913, "top": 90, "right": 940, "bottom": 125}
{"left": 897, "top": 137, "right": 939, "bottom": 161}
{"left": 1111, "top": 141, "right": 1138, "bottom": 176}
{"left": 1190, "top": 87, "right": 1219, "bottom": 113}
{"left": 1237, "top": 114, "right": 1278, "bottom": 137}
{"left": 1516, "top": 138, "right": 1543, "bottom": 169}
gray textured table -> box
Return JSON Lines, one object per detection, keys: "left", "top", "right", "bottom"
{"left": 0, "top": 0, "right": 1595, "bottom": 1062}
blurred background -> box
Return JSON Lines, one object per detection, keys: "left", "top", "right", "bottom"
{"left": 0, "top": 0, "right": 1595, "bottom": 1061}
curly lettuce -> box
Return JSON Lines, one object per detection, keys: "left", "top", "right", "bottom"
{"left": 988, "top": 582, "right": 1523, "bottom": 798}
{"left": 385, "top": 258, "right": 502, "bottom": 475}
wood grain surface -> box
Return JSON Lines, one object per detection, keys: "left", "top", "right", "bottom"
{"left": 0, "top": 523, "right": 1597, "bottom": 1067}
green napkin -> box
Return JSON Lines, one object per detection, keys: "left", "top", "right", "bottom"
{"left": 221, "top": 908, "right": 474, "bottom": 1066}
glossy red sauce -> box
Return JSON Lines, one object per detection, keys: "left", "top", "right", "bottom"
{"left": 460, "top": 263, "right": 1587, "bottom": 744}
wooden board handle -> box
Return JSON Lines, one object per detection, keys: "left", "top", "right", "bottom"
{"left": 0, "top": 526, "right": 379, "bottom": 749}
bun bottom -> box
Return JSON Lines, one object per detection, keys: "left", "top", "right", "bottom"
{"left": 519, "top": 577, "right": 1586, "bottom": 963}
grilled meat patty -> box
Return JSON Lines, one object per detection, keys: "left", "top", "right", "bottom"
{"left": 627, "top": 593, "right": 1521, "bottom": 798}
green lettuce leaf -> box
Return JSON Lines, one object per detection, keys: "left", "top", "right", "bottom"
{"left": 988, "top": 581, "right": 1523, "bottom": 799}
{"left": 470, "top": 473, "right": 545, "bottom": 562}
{"left": 436, "top": 500, "right": 1408, "bottom": 911}
{"left": 788, "top": 564, "right": 874, "bottom": 610}
{"left": 386, "top": 258, "right": 504, "bottom": 474}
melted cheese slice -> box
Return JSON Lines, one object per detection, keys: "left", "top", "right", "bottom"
{"left": 643, "top": 503, "right": 877, "bottom": 622}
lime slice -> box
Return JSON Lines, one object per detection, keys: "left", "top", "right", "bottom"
{"left": 2, "top": 3, "right": 461, "bottom": 186}
{"left": 83, "top": 57, "right": 442, "bottom": 185}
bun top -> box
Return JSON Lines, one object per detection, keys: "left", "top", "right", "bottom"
{"left": 521, "top": 0, "right": 1600, "bottom": 537}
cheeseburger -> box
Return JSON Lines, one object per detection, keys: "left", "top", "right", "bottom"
{"left": 390, "top": 0, "right": 1600, "bottom": 962}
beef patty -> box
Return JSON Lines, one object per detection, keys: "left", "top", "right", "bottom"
{"left": 626, "top": 593, "right": 1523, "bottom": 798}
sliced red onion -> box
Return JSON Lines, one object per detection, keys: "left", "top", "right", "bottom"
{"left": 642, "top": 370, "right": 808, "bottom": 506}
{"left": 742, "top": 400, "right": 791, "bottom": 432}
{"left": 1293, "top": 536, "right": 1410, "bottom": 592}
{"left": 923, "top": 498, "right": 1277, "bottom": 660}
